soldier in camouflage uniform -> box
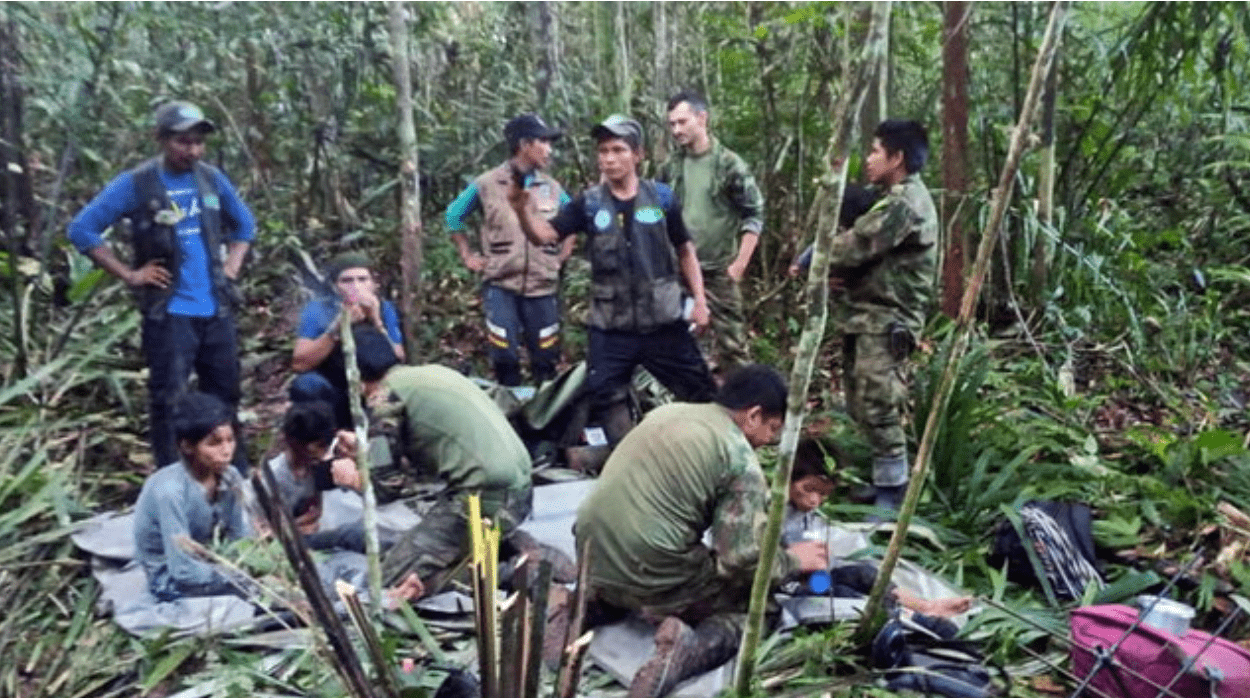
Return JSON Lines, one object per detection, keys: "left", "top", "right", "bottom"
{"left": 658, "top": 91, "right": 765, "bottom": 375}
{"left": 826, "top": 120, "right": 938, "bottom": 514}
{"left": 350, "top": 332, "right": 534, "bottom": 594}
{"left": 571, "top": 365, "right": 827, "bottom": 698}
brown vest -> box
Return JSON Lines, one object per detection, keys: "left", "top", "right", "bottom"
{"left": 473, "top": 163, "right": 566, "bottom": 296}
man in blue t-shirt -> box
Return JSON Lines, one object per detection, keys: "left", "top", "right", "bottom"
{"left": 290, "top": 252, "right": 405, "bottom": 428}
{"left": 67, "top": 101, "right": 256, "bottom": 471}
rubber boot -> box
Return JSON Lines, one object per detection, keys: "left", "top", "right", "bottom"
{"left": 628, "top": 617, "right": 739, "bottom": 698}
{"left": 873, "top": 483, "right": 907, "bottom": 512}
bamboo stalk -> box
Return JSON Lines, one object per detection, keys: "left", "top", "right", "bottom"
{"left": 336, "top": 580, "right": 402, "bottom": 698}
{"left": 340, "top": 309, "right": 382, "bottom": 615}
{"left": 523, "top": 558, "right": 552, "bottom": 698}
{"left": 734, "top": 3, "right": 891, "bottom": 694}
{"left": 853, "top": 0, "right": 1071, "bottom": 645}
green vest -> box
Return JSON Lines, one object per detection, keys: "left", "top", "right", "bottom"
{"left": 583, "top": 181, "right": 684, "bottom": 332}
{"left": 128, "top": 158, "right": 236, "bottom": 319}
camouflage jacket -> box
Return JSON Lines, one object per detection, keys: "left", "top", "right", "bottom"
{"left": 828, "top": 174, "right": 938, "bottom": 336}
{"left": 657, "top": 137, "right": 764, "bottom": 270}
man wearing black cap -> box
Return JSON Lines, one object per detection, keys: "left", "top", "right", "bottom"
{"left": 68, "top": 100, "right": 256, "bottom": 471}
{"left": 445, "top": 113, "right": 574, "bottom": 386}
{"left": 290, "top": 252, "right": 406, "bottom": 428}
{"left": 510, "top": 114, "right": 716, "bottom": 439}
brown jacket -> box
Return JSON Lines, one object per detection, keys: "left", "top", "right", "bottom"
{"left": 474, "top": 163, "right": 566, "bottom": 296}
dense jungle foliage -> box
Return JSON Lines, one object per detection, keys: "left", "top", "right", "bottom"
{"left": 1, "top": 2, "right": 1248, "bottom": 697}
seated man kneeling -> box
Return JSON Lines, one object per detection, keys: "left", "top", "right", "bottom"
{"left": 291, "top": 252, "right": 406, "bottom": 428}
{"left": 351, "top": 331, "right": 567, "bottom": 597}
{"left": 572, "top": 365, "right": 828, "bottom": 698}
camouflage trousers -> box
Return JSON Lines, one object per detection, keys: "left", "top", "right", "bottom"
{"left": 843, "top": 333, "right": 911, "bottom": 487}
{"left": 380, "top": 485, "right": 533, "bottom": 590}
{"left": 700, "top": 269, "right": 752, "bottom": 375}
{"left": 587, "top": 564, "right": 760, "bottom": 638}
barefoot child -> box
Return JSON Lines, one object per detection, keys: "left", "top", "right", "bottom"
{"left": 783, "top": 438, "right": 971, "bottom": 619}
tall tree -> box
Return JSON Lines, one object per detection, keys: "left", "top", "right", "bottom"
{"left": 389, "top": 2, "right": 423, "bottom": 361}
{"left": 940, "top": 1, "right": 971, "bottom": 318}
{"left": 1031, "top": 40, "right": 1059, "bottom": 298}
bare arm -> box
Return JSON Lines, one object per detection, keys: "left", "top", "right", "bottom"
{"left": 86, "top": 244, "right": 170, "bottom": 288}
{"left": 507, "top": 187, "right": 560, "bottom": 246}
{"left": 291, "top": 319, "right": 340, "bottom": 373}
{"left": 223, "top": 241, "right": 250, "bottom": 280}
{"left": 726, "top": 231, "right": 759, "bottom": 282}
{"left": 557, "top": 234, "right": 577, "bottom": 263}
{"left": 676, "top": 241, "right": 709, "bottom": 329}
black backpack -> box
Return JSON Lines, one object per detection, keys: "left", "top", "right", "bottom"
{"left": 989, "top": 500, "right": 1103, "bottom": 604}
{"left": 871, "top": 614, "right": 1006, "bottom": 698}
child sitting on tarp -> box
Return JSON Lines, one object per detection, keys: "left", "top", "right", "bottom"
{"left": 782, "top": 437, "right": 971, "bottom": 620}
{"left": 133, "top": 391, "right": 257, "bottom": 601}
{"left": 262, "top": 400, "right": 370, "bottom": 552}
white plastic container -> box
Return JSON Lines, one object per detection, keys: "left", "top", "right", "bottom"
{"left": 1135, "top": 595, "right": 1195, "bottom": 635}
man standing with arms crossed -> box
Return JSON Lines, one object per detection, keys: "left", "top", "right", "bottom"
{"left": 659, "top": 91, "right": 765, "bottom": 376}
{"left": 445, "top": 113, "right": 574, "bottom": 386}
{"left": 68, "top": 100, "right": 255, "bottom": 471}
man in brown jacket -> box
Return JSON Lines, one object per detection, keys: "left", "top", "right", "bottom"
{"left": 445, "top": 113, "right": 575, "bottom": 386}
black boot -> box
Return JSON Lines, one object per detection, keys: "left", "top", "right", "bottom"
{"left": 629, "top": 617, "right": 739, "bottom": 698}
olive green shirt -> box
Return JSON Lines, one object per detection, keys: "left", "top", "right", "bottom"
{"left": 367, "top": 365, "right": 531, "bottom": 507}
{"left": 658, "top": 138, "right": 764, "bottom": 271}
{"left": 575, "top": 402, "right": 797, "bottom": 594}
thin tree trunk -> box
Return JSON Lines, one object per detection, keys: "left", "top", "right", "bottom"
{"left": 614, "top": 3, "right": 631, "bottom": 114}
{"left": 1, "top": 11, "right": 28, "bottom": 377}
{"left": 940, "top": 2, "right": 971, "bottom": 318}
{"left": 652, "top": 3, "right": 670, "bottom": 162}
{"left": 734, "top": 4, "right": 891, "bottom": 693}
{"left": 854, "top": 0, "right": 1070, "bottom": 644}
{"left": 1032, "top": 41, "right": 1059, "bottom": 298}
{"left": 532, "top": 2, "right": 557, "bottom": 110}
{"left": 389, "top": 2, "right": 423, "bottom": 363}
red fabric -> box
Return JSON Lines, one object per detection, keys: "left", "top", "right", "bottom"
{"left": 1069, "top": 604, "right": 1250, "bottom": 698}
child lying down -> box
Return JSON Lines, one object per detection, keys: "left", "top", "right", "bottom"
{"left": 781, "top": 437, "right": 971, "bottom": 623}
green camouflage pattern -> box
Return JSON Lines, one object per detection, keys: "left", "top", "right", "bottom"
{"left": 828, "top": 174, "right": 938, "bottom": 336}
{"left": 843, "top": 333, "right": 910, "bottom": 486}
{"left": 657, "top": 137, "right": 764, "bottom": 271}
{"left": 701, "top": 269, "right": 752, "bottom": 374}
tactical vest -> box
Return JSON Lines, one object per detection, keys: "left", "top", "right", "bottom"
{"left": 128, "top": 157, "right": 236, "bottom": 319}
{"left": 474, "top": 163, "right": 565, "bottom": 297}
{"left": 583, "top": 181, "right": 684, "bottom": 333}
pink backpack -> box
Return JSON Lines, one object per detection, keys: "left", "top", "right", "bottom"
{"left": 1069, "top": 604, "right": 1250, "bottom": 698}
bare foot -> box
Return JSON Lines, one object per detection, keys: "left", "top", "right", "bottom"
{"left": 912, "top": 595, "right": 972, "bottom": 618}
{"left": 384, "top": 573, "right": 425, "bottom": 610}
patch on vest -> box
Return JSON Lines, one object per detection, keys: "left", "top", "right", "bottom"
{"left": 593, "top": 209, "right": 611, "bottom": 230}
{"left": 635, "top": 206, "right": 663, "bottom": 224}
{"left": 203, "top": 194, "right": 220, "bottom": 210}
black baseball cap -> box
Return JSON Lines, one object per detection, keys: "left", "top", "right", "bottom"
{"left": 591, "top": 114, "right": 643, "bottom": 149}
{"left": 504, "top": 113, "right": 563, "bottom": 144}
{"left": 154, "top": 101, "right": 216, "bottom": 135}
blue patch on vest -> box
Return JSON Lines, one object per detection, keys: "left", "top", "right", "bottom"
{"left": 594, "top": 209, "right": 612, "bottom": 230}
{"left": 203, "top": 194, "right": 220, "bottom": 210}
{"left": 635, "top": 206, "right": 663, "bottom": 224}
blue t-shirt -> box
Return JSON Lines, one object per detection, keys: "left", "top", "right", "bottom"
{"left": 297, "top": 295, "right": 404, "bottom": 345}
{"left": 67, "top": 163, "right": 256, "bottom": 317}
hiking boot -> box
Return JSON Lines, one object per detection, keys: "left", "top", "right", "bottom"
{"left": 628, "top": 617, "right": 738, "bottom": 698}
{"left": 506, "top": 529, "right": 579, "bottom": 583}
